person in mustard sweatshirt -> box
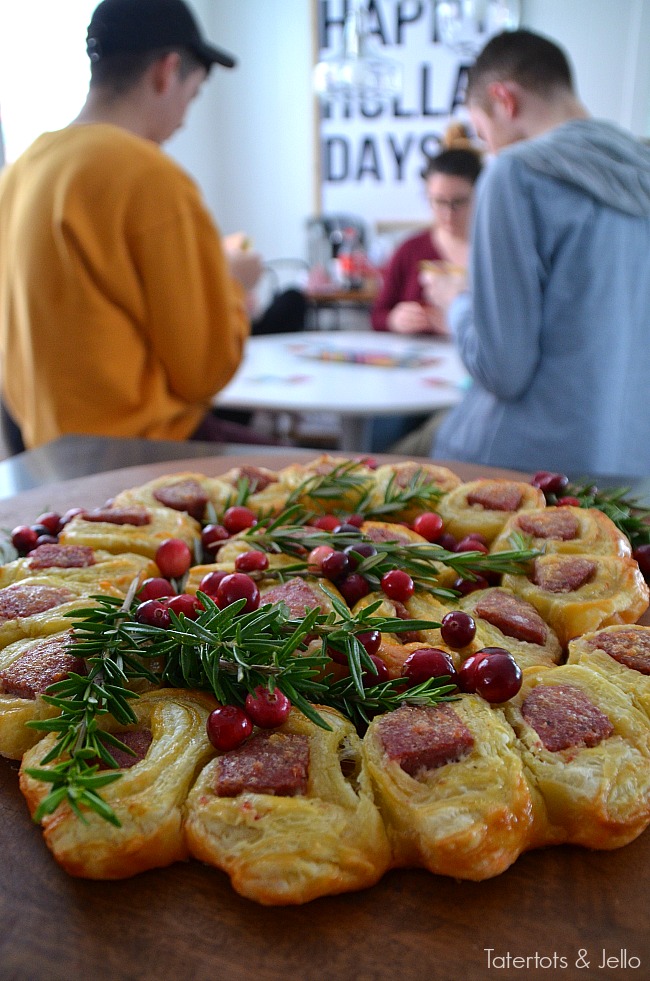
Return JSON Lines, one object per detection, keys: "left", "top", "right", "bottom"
{"left": 0, "top": 0, "right": 266, "bottom": 453}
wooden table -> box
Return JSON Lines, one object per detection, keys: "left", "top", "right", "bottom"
{"left": 0, "top": 448, "right": 648, "bottom": 981}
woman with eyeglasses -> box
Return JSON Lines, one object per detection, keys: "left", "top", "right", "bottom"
{"left": 371, "top": 124, "right": 483, "bottom": 335}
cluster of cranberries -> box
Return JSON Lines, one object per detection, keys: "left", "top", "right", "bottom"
{"left": 206, "top": 687, "right": 292, "bottom": 751}
{"left": 10, "top": 508, "right": 83, "bottom": 555}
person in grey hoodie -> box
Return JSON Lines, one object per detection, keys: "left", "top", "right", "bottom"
{"left": 426, "top": 29, "right": 650, "bottom": 478}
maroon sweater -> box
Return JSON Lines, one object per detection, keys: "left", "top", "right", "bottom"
{"left": 371, "top": 230, "right": 443, "bottom": 332}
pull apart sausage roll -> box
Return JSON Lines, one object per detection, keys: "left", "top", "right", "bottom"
{"left": 491, "top": 506, "right": 631, "bottom": 558}
{"left": 0, "top": 575, "right": 124, "bottom": 650}
{"left": 278, "top": 454, "right": 377, "bottom": 514}
{"left": 19, "top": 689, "right": 217, "bottom": 879}
{"left": 111, "top": 472, "right": 228, "bottom": 522}
{"left": 59, "top": 505, "right": 201, "bottom": 559}
{"left": 437, "top": 480, "right": 546, "bottom": 544}
{"left": 501, "top": 554, "right": 649, "bottom": 648}
{"left": 363, "top": 698, "right": 535, "bottom": 880}
{"left": 366, "top": 462, "right": 461, "bottom": 524}
{"left": 184, "top": 706, "right": 392, "bottom": 905}
{"left": 504, "top": 664, "right": 650, "bottom": 850}
{"left": 0, "top": 544, "right": 158, "bottom": 592}
{"left": 458, "top": 587, "right": 563, "bottom": 671}
{"left": 216, "top": 464, "right": 289, "bottom": 515}
{"left": 0, "top": 631, "right": 76, "bottom": 759}
{"left": 567, "top": 624, "right": 650, "bottom": 721}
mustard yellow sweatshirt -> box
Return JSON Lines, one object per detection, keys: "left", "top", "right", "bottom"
{"left": 0, "top": 124, "right": 249, "bottom": 448}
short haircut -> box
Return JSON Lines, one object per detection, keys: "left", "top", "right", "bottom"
{"left": 423, "top": 147, "right": 483, "bottom": 184}
{"left": 466, "top": 29, "right": 574, "bottom": 107}
{"left": 90, "top": 46, "right": 204, "bottom": 94}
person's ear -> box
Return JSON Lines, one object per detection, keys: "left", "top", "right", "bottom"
{"left": 151, "top": 52, "right": 182, "bottom": 94}
{"left": 486, "top": 80, "right": 519, "bottom": 119}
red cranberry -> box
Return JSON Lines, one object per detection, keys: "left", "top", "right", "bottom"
{"left": 338, "top": 573, "right": 371, "bottom": 606}
{"left": 138, "top": 577, "right": 174, "bottom": 601}
{"left": 135, "top": 599, "right": 171, "bottom": 629}
{"left": 166, "top": 593, "right": 204, "bottom": 619}
{"left": 222, "top": 506, "right": 257, "bottom": 534}
{"left": 356, "top": 629, "right": 381, "bottom": 656}
{"left": 436, "top": 532, "right": 458, "bottom": 552}
{"left": 234, "top": 550, "right": 269, "bottom": 573}
{"left": 362, "top": 654, "right": 390, "bottom": 685}
{"left": 556, "top": 496, "right": 581, "bottom": 507}
{"left": 403, "top": 647, "right": 456, "bottom": 685}
{"left": 201, "top": 523, "right": 230, "bottom": 552}
{"left": 345, "top": 513, "right": 365, "bottom": 528}
{"left": 633, "top": 544, "right": 650, "bottom": 581}
{"left": 215, "top": 573, "right": 260, "bottom": 613}
{"left": 457, "top": 652, "right": 484, "bottom": 692}
{"left": 530, "top": 471, "right": 569, "bottom": 495}
{"left": 155, "top": 538, "right": 193, "bottom": 579}
{"left": 307, "top": 544, "right": 335, "bottom": 573}
{"left": 35, "top": 534, "right": 59, "bottom": 547}
{"left": 381, "top": 569, "right": 414, "bottom": 602}
{"left": 328, "top": 645, "right": 349, "bottom": 666}
{"left": 206, "top": 705, "right": 252, "bottom": 750}
{"left": 411, "top": 512, "right": 444, "bottom": 542}
{"left": 10, "top": 525, "right": 39, "bottom": 553}
{"left": 473, "top": 649, "right": 522, "bottom": 703}
{"left": 59, "top": 507, "right": 85, "bottom": 526}
{"left": 320, "top": 550, "right": 350, "bottom": 581}
{"left": 244, "top": 685, "right": 291, "bottom": 728}
{"left": 333, "top": 522, "right": 361, "bottom": 534}
{"left": 343, "top": 542, "right": 377, "bottom": 568}
{"left": 310, "top": 514, "right": 340, "bottom": 532}
{"left": 198, "top": 570, "right": 229, "bottom": 598}
{"left": 455, "top": 536, "right": 489, "bottom": 554}
{"left": 35, "top": 511, "right": 62, "bottom": 535}
{"left": 440, "top": 611, "right": 477, "bottom": 648}
{"left": 452, "top": 575, "right": 489, "bottom": 596}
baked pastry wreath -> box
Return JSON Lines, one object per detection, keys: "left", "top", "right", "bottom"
{"left": 2, "top": 454, "right": 650, "bottom": 905}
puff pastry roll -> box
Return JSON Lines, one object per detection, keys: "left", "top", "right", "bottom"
{"left": 491, "top": 506, "right": 631, "bottom": 558}
{"left": 504, "top": 664, "right": 650, "bottom": 850}
{"left": 216, "top": 464, "right": 290, "bottom": 515}
{"left": 501, "top": 554, "right": 649, "bottom": 647}
{"left": 567, "top": 624, "right": 650, "bottom": 722}
{"left": 437, "top": 479, "right": 546, "bottom": 544}
{"left": 19, "top": 689, "right": 217, "bottom": 879}
{"left": 278, "top": 454, "right": 376, "bottom": 514}
{"left": 459, "top": 587, "right": 563, "bottom": 671}
{"left": 366, "top": 462, "right": 461, "bottom": 523}
{"left": 0, "top": 631, "right": 76, "bottom": 759}
{"left": 184, "top": 706, "right": 391, "bottom": 905}
{"left": 112, "top": 472, "right": 228, "bottom": 521}
{"left": 363, "top": 698, "right": 534, "bottom": 880}
{"left": 0, "top": 544, "right": 158, "bottom": 593}
{"left": 0, "top": 576, "right": 124, "bottom": 651}
{"left": 59, "top": 504, "right": 201, "bottom": 559}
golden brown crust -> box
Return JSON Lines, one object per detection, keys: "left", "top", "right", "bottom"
{"left": 184, "top": 706, "right": 391, "bottom": 905}
{"left": 502, "top": 554, "right": 649, "bottom": 648}
{"left": 19, "top": 689, "right": 218, "bottom": 879}
{"left": 363, "top": 695, "right": 535, "bottom": 879}
{"left": 59, "top": 506, "right": 201, "bottom": 559}
{"left": 491, "top": 506, "right": 632, "bottom": 558}
{"left": 504, "top": 664, "right": 650, "bottom": 849}
{"left": 438, "top": 479, "right": 546, "bottom": 544}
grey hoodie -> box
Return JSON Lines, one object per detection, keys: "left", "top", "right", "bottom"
{"left": 434, "top": 118, "right": 650, "bottom": 477}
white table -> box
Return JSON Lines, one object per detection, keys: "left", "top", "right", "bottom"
{"left": 214, "top": 331, "right": 468, "bottom": 453}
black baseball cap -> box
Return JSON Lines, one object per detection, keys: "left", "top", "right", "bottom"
{"left": 86, "top": 0, "right": 237, "bottom": 70}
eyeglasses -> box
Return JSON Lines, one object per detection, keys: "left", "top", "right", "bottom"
{"left": 428, "top": 196, "right": 471, "bottom": 212}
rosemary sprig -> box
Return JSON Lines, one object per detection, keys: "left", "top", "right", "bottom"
{"left": 559, "top": 483, "right": 650, "bottom": 550}
{"left": 23, "top": 583, "right": 145, "bottom": 826}
{"left": 24, "top": 584, "right": 448, "bottom": 825}
{"left": 322, "top": 674, "right": 458, "bottom": 729}
{"left": 244, "top": 524, "right": 541, "bottom": 596}
{"left": 356, "top": 470, "right": 444, "bottom": 519}
{"left": 283, "top": 458, "right": 373, "bottom": 510}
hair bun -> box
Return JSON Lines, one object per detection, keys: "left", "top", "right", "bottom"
{"left": 442, "top": 121, "right": 483, "bottom": 157}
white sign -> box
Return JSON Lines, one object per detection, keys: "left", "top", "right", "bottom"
{"left": 316, "top": 0, "right": 470, "bottom": 226}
